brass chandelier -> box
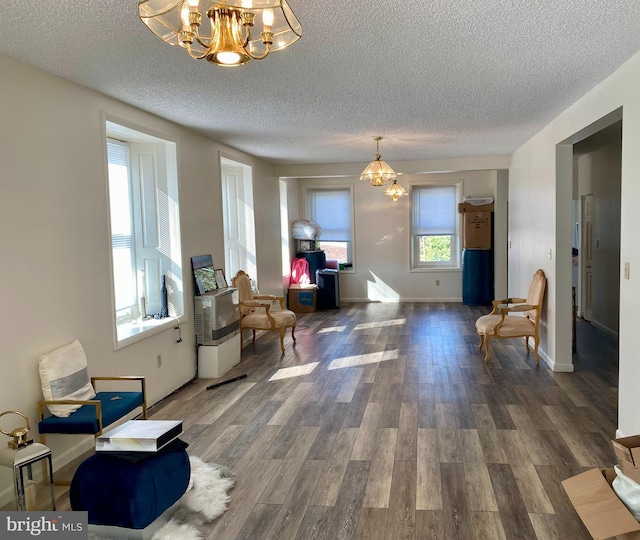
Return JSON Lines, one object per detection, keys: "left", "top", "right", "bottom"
{"left": 359, "top": 136, "right": 397, "bottom": 187}
{"left": 383, "top": 179, "right": 407, "bottom": 202}
{"left": 138, "top": 0, "right": 302, "bottom": 67}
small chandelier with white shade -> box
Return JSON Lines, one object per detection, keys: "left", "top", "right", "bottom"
{"left": 359, "top": 136, "right": 397, "bottom": 187}
{"left": 138, "top": 0, "right": 302, "bottom": 67}
{"left": 384, "top": 179, "right": 408, "bottom": 202}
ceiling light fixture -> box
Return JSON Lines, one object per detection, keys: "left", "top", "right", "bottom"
{"left": 359, "top": 136, "right": 397, "bottom": 186}
{"left": 384, "top": 179, "right": 408, "bottom": 202}
{"left": 138, "top": 0, "right": 302, "bottom": 67}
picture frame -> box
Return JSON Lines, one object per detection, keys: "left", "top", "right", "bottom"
{"left": 214, "top": 268, "right": 227, "bottom": 289}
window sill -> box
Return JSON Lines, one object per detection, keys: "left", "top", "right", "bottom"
{"left": 115, "top": 315, "right": 183, "bottom": 350}
{"left": 410, "top": 267, "right": 462, "bottom": 273}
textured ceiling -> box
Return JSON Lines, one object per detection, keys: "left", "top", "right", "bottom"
{"left": 1, "top": 1, "right": 640, "bottom": 166}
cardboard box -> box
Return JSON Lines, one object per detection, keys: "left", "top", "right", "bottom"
{"left": 458, "top": 202, "right": 495, "bottom": 213}
{"left": 463, "top": 211, "right": 492, "bottom": 249}
{"left": 613, "top": 436, "right": 640, "bottom": 484}
{"left": 288, "top": 285, "right": 317, "bottom": 313}
{"left": 562, "top": 468, "right": 640, "bottom": 540}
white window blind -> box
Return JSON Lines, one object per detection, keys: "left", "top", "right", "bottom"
{"left": 107, "top": 139, "right": 137, "bottom": 312}
{"left": 412, "top": 185, "right": 457, "bottom": 235}
{"left": 309, "top": 189, "right": 351, "bottom": 241}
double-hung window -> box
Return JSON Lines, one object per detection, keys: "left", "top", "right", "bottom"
{"left": 106, "top": 121, "right": 183, "bottom": 346}
{"left": 411, "top": 183, "right": 460, "bottom": 269}
{"left": 306, "top": 187, "right": 354, "bottom": 266}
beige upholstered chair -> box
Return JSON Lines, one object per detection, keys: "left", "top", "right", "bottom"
{"left": 475, "top": 269, "right": 546, "bottom": 364}
{"left": 232, "top": 270, "right": 296, "bottom": 353}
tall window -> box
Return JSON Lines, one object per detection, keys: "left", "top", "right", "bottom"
{"left": 411, "top": 183, "right": 460, "bottom": 269}
{"left": 106, "top": 121, "right": 183, "bottom": 346}
{"left": 306, "top": 187, "right": 354, "bottom": 266}
{"left": 221, "top": 157, "right": 256, "bottom": 285}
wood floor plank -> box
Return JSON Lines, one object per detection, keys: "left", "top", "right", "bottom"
{"left": 363, "top": 428, "right": 397, "bottom": 508}
{"left": 486, "top": 463, "right": 538, "bottom": 539}
{"left": 259, "top": 426, "right": 320, "bottom": 505}
{"left": 266, "top": 459, "right": 326, "bottom": 540}
{"left": 350, "top": 402, "right": 383, "bottom": 461}
{"left": 415, "top": 510, "right": 447, "bottom": 540}
{"left": 472, "top": 404, "right": 508, "bottom": 463}
{"left": 416, "top": 428, "right": 443, "bottom": 511}
{"left": 356, "top": 507, "right": 388, "bottom": 540}
{"left": 323, "top": 460, "right": 371, "bottom": 540}
{"left": 206, "top": 458, "right": 282, "bottom": 539}
{"left": 311, "top": 427, "right": 358, "bottom": 507}
{"left": 335, "top": 367, "right": 364, "bottom": 403}
{"left": 395, "top": 401, "right": 418, "bottom": 462}
{"left": 458, "top": 429, "right": 499, "bottom": 512}
{"left": 499, "top": 429, "right": 555, "bottom": 514}
{"left": 385, "top": 461, "right": 417, "bottom": 539}
{"left": 542, "top": 404, "right": 610, "bottom": 467}
{"left": 436, "top": 402, "right": 462, "bottom": 464}
{"left": 506, "top": 404, "right": 556, "bottom": 466}
{"left": 471, "top": 511, "right": 508, "bottom": 540}
{"left": 268, "top": 382, "right": 315, "bottom": 426}
{"left": 440, "top": 462, "right": 475, "bottom": 540}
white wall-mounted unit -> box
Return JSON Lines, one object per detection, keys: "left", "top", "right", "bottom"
{"left": 194, "top": 288, "right": 240, "bottom": 345}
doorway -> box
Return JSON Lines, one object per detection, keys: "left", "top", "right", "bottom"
{"left": 572, "top": 120, "right": 622, "bottom": 340}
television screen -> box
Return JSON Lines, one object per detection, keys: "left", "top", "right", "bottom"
{"left": 191, "top": 255, "right": 217, "bottom": 295}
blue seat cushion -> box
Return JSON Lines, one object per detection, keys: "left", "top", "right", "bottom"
{"left": 70, "top": 441, "right": 190, "bottom": 529}
{"left": 38, "top": 391, "right": 144, "bottom": 435}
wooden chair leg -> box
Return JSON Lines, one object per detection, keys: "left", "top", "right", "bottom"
{"left": 291, "top": 325, "right": 296, "bottom": 344}
{"left": 524, "top": 336, "right": 530, "bottom": 353}
{"left": 533, "top": 336, "right": 540, "bottom": 364}
{"left": 279, "top": 328, "right": 285, "bottom": 354}
{"left": 484, "top": 337, "right": 491, "bottom": 363}
{"left": 478, "top": 334, "right": 485, "bottom": 351}
{"left": 252, "top": 329, "right": 256, "bottom": 344}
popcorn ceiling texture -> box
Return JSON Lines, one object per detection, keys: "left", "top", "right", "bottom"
{"left": 1, "top": 0, "right": 639, "bottom": 164}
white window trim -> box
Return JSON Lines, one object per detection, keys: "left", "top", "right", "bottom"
{"left": 104, "top": 115, "right": 185, "bottom": 349}
{"left": 409, "top": 180, "right": 463, "bottom": 272}
{"left": 301, "top": 183, "right": 356, "bottom": 272}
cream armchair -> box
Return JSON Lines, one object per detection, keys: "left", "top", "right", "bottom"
{"left": 232, "top": 270, "right": 296, "bottom": 353}
{"left": 475, "top": 269, "right": 546, "bottom": 364}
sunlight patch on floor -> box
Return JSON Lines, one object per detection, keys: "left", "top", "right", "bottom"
{"left": 328, "top": 349, "right": 399, "bottom": 370}
{"left": 268, "top": 362, "right": 319, "bottom": 381}
{"left": 354, "top": 318, "right": 406, "bottom": 330}
{"left": 317, "top": 325, "right": 348, "bottom": 334}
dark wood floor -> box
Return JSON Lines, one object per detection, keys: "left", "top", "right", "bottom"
{"left": 61, "top": 302, "right": 620, "bottom": 539}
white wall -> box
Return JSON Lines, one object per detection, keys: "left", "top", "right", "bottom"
{"left": 509, "top": 50, "right": 640, "bottom": 435}
{"left": 0, "top": 53, "right": 278, "bottom": 475}
{"left": 293, "top": 169, "right": 506, "bottom": 302}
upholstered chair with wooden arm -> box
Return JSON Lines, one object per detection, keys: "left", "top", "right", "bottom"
{"left": 475, "top": 269, "right": 546, "bottom": 364}
{"left": 232, "top": 270, "right": 296, "bottom": 354}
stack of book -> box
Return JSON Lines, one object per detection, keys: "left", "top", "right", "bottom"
{"left": 96, "top": 420, "right": 183, "bottom": 452}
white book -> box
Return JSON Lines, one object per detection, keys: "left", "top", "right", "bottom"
{"left": 96, "top": 420, "right": 183, "bottom": 452}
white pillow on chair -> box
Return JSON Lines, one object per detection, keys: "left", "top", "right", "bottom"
{"left": 39, "top": 339, "right": 96, "bottom": 418}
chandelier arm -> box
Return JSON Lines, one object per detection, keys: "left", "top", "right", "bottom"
{"left": 185, "top": 42, "right": 209, "bottom": 60}
{"left": 246, "top": 42, "right": 272, "bottom": 60}
{"left": 192, "top": 27, "right": 212, "bottom": 49}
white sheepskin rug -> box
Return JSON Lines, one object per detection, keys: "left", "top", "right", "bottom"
{"left": 150, "top": 456, "right": 236, "bottom": 540}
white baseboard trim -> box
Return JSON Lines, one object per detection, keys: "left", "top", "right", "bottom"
{"left": 591, "top": 319, "right": 619, "bottom": 339}
{"left": 539, "top": 345, "right": 575, "bottom": 372}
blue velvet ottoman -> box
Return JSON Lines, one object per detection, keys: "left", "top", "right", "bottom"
{"left": 70, "top": 440, "right": 190, "bottom": 531}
